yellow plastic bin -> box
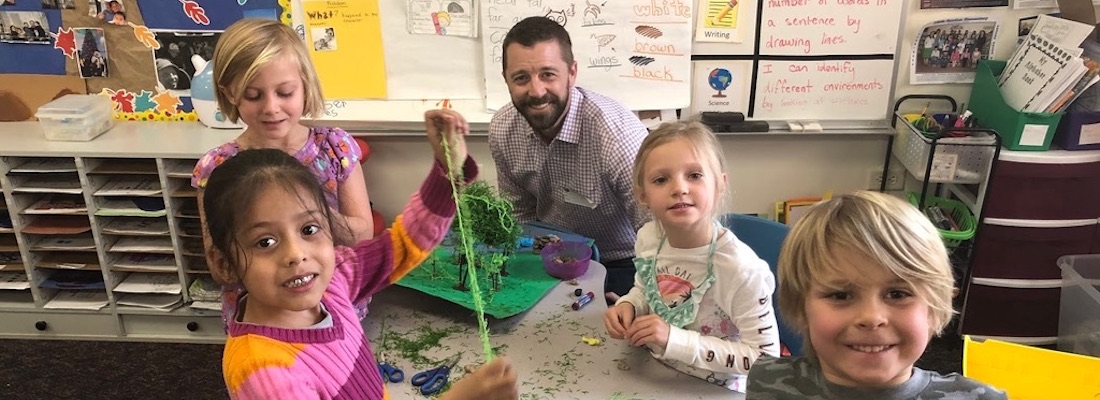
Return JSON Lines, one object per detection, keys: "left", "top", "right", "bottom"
{"left": 964, "top": 336, "right": 1100, "bottom": 399}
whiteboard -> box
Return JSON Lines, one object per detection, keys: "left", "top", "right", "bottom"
{"left": 294, "top": 0, "right": 906, "bottom": 125}
{"left": 758, "top": 0, "right": 904, "bottom": 56}
{"left": 752, "top": 59, "right": 894, "bottom": 120}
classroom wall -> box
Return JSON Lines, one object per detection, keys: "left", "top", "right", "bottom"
{"left": 360, "top": 3, "right": 1055, "bottom": 222}
{"left": 361, "top": 135, "right": 888, "bottom": 222}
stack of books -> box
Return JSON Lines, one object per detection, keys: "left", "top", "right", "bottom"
{"left": 998, "top": 15, "right": 1098, "bottom": 114}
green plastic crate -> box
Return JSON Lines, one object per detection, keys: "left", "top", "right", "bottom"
{"left": 969, "top": 60, "right": 1063, "bottom": 151}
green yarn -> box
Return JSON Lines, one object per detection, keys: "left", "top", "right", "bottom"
{"left": 439, "top": 132, "right": 495, "bottom": 362}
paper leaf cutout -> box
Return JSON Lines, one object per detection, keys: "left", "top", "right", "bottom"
{"left": 180, "top": 0, "right": 211, "bottom": 25}
{"left": 53, "top": 27, "right": 76, "bottom": 58}
{"left": 134, "top": 90, "right": 157, "bottom": 112}
{"left": 111, "top": 90, "right": 136, "bottom": 113}
{"left": 132, "top": 25, "right": 160, "bottom": 49}
{"left": 152, "top": 91, "right": 182, "bottom": 114}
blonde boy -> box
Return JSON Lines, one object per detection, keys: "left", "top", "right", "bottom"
{"left": 746, "top": 191, "right": 1005, "bottom": 399}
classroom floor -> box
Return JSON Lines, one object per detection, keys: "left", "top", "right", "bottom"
{"left": 0, "top": 331, "right": 966, "bottom": 399}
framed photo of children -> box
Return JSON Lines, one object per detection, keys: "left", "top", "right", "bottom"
{"left": 910, "top": 17, "right": 999, "bottom": 85}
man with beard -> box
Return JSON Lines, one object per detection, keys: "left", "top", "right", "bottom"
{"left": 488, "top": 16, "right": 649, "bottom": 300}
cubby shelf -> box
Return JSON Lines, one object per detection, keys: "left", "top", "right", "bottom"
{"left": 0, "top": 121, "right": 240, "bottom": 342}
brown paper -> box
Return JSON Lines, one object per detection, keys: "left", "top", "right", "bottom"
{"left": 0, "top": 74, "right": 87, "bottom": 121}
{"left": 61, "top": 0, "right": 156, "bottom": 95}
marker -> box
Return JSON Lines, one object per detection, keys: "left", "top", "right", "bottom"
{"left": 572, "top": 291, "right": 595, "bottom": 310}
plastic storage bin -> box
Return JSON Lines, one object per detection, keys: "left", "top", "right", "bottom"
{"left": 969, "top": 60, "right": 1064, "bottom": 151}
{"left": 1058, "top": 255, "right": 1100, "bottom": 358}
{"left": 1054, "top": 111, "right": 1100, "bottom": 150}
{"left": 35, "top": 94, "right": 115, "bottom": 141}
{"left": 893, "top": 112, "right": 997, "bottom": 184}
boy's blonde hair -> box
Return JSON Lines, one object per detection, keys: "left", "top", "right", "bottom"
{"left": 632, "top": 121, "right": 728, "bottom": 219}
{"left": 777, "top": 191, "right": 955, "bottom": 360}
{"left": 213, "top": 19, "right": 324, "bottom": 123}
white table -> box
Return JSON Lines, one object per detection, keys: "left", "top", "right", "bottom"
{"left": 364, "top": 261, "right": 742, "bottom": 400}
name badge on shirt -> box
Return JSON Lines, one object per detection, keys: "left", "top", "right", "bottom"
{"left": 563, "top": 188, "right": 596, "bottom": 209}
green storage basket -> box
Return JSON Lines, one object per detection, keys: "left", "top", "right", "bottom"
{"left": 969, "top": 60, "right": 1063, "bottom": 151}
{"left": 907, "top": 192, "right": 976, "bottom": 249}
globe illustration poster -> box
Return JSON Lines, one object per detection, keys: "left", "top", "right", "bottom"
{"left": 709, "top": 68, "right": 732, "bottom": 98}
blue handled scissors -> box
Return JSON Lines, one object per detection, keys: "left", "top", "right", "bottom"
{"left": 376, "top": 320, "right": 403, "bottom": 383}
{"left": 377, "top": 351, "right": 404, "bottom": 383}
{"left": 411, "top": 354, "right": 461, "bottom": 396}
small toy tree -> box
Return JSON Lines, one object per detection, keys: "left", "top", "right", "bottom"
{"left": 455, "top": 180, "right": 521, "bottom": 290}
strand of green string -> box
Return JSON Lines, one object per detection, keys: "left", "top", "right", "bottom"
{"left": 439, "top": 129, "right": 494, "bottom": 361}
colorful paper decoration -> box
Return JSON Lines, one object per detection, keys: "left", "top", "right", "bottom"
{"left": 179, "top": 0, "right": 211, "bottom": 25}
{"left": 53, "top": 27, "right": 76, "bottom": 59}
{"left": 131, "top": 25, "right": 160, "bottom": 49}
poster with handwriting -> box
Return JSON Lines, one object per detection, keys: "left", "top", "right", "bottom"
{"left": 303, "top": 0, "right": 387, "bottom": 99}
{"left": 480, "top": 0, "right": 694, "bottom": 111}
{"left": 753, "top": 59, "right": 893, "bottom": 120}
{"left": 758, "top": 0, "right": 903, "bottom": 56}
{"left": 686, "top": 60, "right": 752, "bottom": 117}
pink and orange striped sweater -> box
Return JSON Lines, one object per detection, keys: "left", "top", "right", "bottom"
{"left": 221, "top": 158, "right": 477, "bottom": 400}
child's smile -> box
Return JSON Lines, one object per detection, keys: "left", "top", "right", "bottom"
{"left": 235, "top": 184, "right": 336, "bottom": 328}
{"left": 805, "top": 248, "right": 930, "bottom": 388}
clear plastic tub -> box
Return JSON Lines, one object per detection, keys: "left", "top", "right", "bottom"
{"left": 35, "top": 94, "right": 115, "bottom": 141}
{"left": 1057, "top": 254, "right": 1100, "bottom": 358}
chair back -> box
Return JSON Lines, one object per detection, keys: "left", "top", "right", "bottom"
{"left": 720, "top": 213, "right": 803, "bottom": 357}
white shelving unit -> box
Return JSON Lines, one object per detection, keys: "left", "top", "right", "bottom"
{"left": 0, "top": 121, "right": 239, "bottom": 342}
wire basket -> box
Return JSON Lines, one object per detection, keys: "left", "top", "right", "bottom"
{"left": 894, "top": 112, "right": 997, "bottom": 184}
{"left": 907, "top": 192, "right": 976, "bottom": 249}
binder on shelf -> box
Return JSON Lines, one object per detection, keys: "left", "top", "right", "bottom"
{"left": 970, "top": 60, "right": 1064, "bottom": 151}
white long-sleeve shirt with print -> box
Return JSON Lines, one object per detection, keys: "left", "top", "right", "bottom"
{"left": 617, "top": 222, "right": 780, "bottom": 391}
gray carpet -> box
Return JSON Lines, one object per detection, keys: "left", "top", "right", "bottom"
{"left": 0, "top": 332, "right": 965, "bottom": 399}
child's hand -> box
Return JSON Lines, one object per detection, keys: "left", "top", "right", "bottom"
{"left": 424, "top": 109, "right": 470, "bottom": 172}
{"left": 440, "top": 357, "right": 518, "bottom": 400}
{"left": 625, "top": 314, "right": 670, "bottom": 351}
{"left": 604, "top": 302, "right": 636, "bottom": 339}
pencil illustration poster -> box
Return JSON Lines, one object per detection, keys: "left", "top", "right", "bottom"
{"left": 695, "top": 0, "right": 745, "bottom": 43}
